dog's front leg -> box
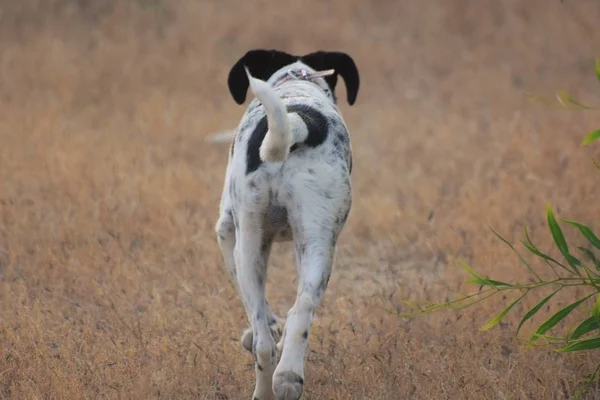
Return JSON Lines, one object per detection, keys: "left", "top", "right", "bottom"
{"left": 235, "top": 217, "right": 277, "bottom": 400}
{"left": 216, "top": 209, "right": 237, "bottom": 286}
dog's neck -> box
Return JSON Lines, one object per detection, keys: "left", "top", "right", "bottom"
{"left": 274, "top": 68, "right": 335, "bottom": 87}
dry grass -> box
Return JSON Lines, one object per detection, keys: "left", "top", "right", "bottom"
{"left": 1, "top": 0, "right": 600, "bottom": 399}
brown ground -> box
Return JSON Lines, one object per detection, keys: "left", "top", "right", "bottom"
{"left": 1, "top": 1, "right": 600, "bottom": 399}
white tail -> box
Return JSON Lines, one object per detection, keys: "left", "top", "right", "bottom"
{"left": 244, "top": 67, "right": 293, "bottom": 163}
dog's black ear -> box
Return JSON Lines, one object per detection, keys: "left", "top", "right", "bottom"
{"left": 227, "top": 49, "right": 298, "bottom": 105}
{"left": 300, "top": 51, "right": 360, "bottom": 105}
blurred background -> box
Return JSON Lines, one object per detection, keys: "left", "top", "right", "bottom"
{"left": 1, "top": 0, "right": 600, "bottom": 399}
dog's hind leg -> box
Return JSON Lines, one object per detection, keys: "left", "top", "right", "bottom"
{"left": 235, "top": 215, "right": 277, "bottom": 400}
{"left": 273, "top": 178, "right": 351, "bottom": 400}
{"left": 272, "top": 233, "right": 338, "bottom": 400}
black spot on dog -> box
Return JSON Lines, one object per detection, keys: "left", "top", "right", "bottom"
{"left": 249, "top": 179, "right": 257, "bottom": 190}
{"left": 257, "top": 274, "right": 264, "bottom": 288}
{"left": 257, "top": 363, "right": 263, "bottom": 371}
{"left": 299, "top": 244, "right": 306, "bottom": 257}
{"left": 332, "top": 138, "right": 342, "bottom": 151}
{"left": 340, "top": 213, "right": 348, "bottom": 225}
{"left": 229, "top": 135, "right": 236, "bottom": 157}
{"left": 311, "top": 259, "right": 331, "bottom": 295}
{"left": 335, "top": 130, "right": 349, "bottom": 144}
{"left": 302, "top": 330, "right": 308, "bottom": 339}
{"left": 308, "top": 168, "right": 316, "bottom": 175}
{"left": 288, "top": 104, "right": 329, "bottom": 148}
{"left": 317, "top": 276, "right": 328, "bottom": 295}
{"left": 348, "top": 152, "right": 353, "bottom": 174}
{"left": 255, "top": 309, "right": 265, "bottom": 322}
{"left": 329, "top": 235, "right": 337, "bottom": 250}
{"left": 246, "top": 116, "right": 269, "bottom": 174}
{"left": 321, "top": 191, "right": 333, "bottom": 200}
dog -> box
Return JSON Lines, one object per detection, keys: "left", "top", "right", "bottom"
{"left": 215, "top": 49, "right": 360, "bottom": 400}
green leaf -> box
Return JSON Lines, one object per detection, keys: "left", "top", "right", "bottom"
{"left": 490, "top": 227, "right": 541, "bottom": 281}
{"left": 570, "top": 316, "right": 600, "bottom": 340}
{"left": 578, "top": 247, "right": 600, "bottom": 270}
{"left": 547, "top": 205, "right": 569, "bottom": 256}
{"left": 556, "top": 337, "right": 600, "bottom": 353}
{"left": 459, "top": 261, "right": 482, "bottom": 279}
{"left": 581, "top": 265, "right": 600, "bottom": 292}
{"left": 547, "top": 205, "right": 581, "bottom": 269}
{"left": 525, "top": 93, "right": 564, "bottom": 109}
{"left": 400, "top": 300, "right": 421, "bottom": 311}
{"left": 520, "top": 240, "right": 558, "bottom": 263}
{"left": 596, "top": 57, "right": 600, "bottom": 82}
{"left": 466, "top": 278, "right": 512, "bottom": 287}
{"left": 517, "top": 289, "right": 561, "bottom": 335}
{"left": 490, "top": 227, "right": 515, "bottom": 249}
{"left": 582, "top": 129, "right": 600, "bottom": 146}
{"left": 522, "top": 227, "right": 564, "bottom": 267}
{"left": 530, "top": 294, "right": 594, "bottom": 342}
{"left": 593, "top": 293, "right": 600, "bottom": 317}
{"left": 563, "top": 220, "right": 600, "bottom": 250}
{"left": 556, "top": 90, "right": 593, "bottom": 110}
{"left": 480, "top": 292, "right": 527, "bottom": 331}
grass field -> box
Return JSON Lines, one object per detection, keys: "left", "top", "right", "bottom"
{"left": 1, "top": 1, "right": 600, "bottom": 399}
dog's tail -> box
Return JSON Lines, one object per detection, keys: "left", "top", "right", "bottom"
{"left": 245, "top": 67, "right": 293, "bottom": 163}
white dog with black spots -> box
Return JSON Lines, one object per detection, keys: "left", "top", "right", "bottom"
{"left": 215, "top": 49, "right": 360, "bottom": 400}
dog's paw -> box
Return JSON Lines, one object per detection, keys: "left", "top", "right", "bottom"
{"left": 241, "top": 327, "right": 254, "bottom": 353}
{"left": 273, "top": 371, "right": 304, "bottom": 400}
{"left": 241, "top": 320, "right": 283, "bottom": 354}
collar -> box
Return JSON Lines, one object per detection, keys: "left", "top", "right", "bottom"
{"left": 275, "top": 68, "right": 336, "bottom": 86}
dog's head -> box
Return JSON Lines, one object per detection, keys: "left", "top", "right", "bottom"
{"left": 227, "top": 49, "right": 360, "bottom": 106}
